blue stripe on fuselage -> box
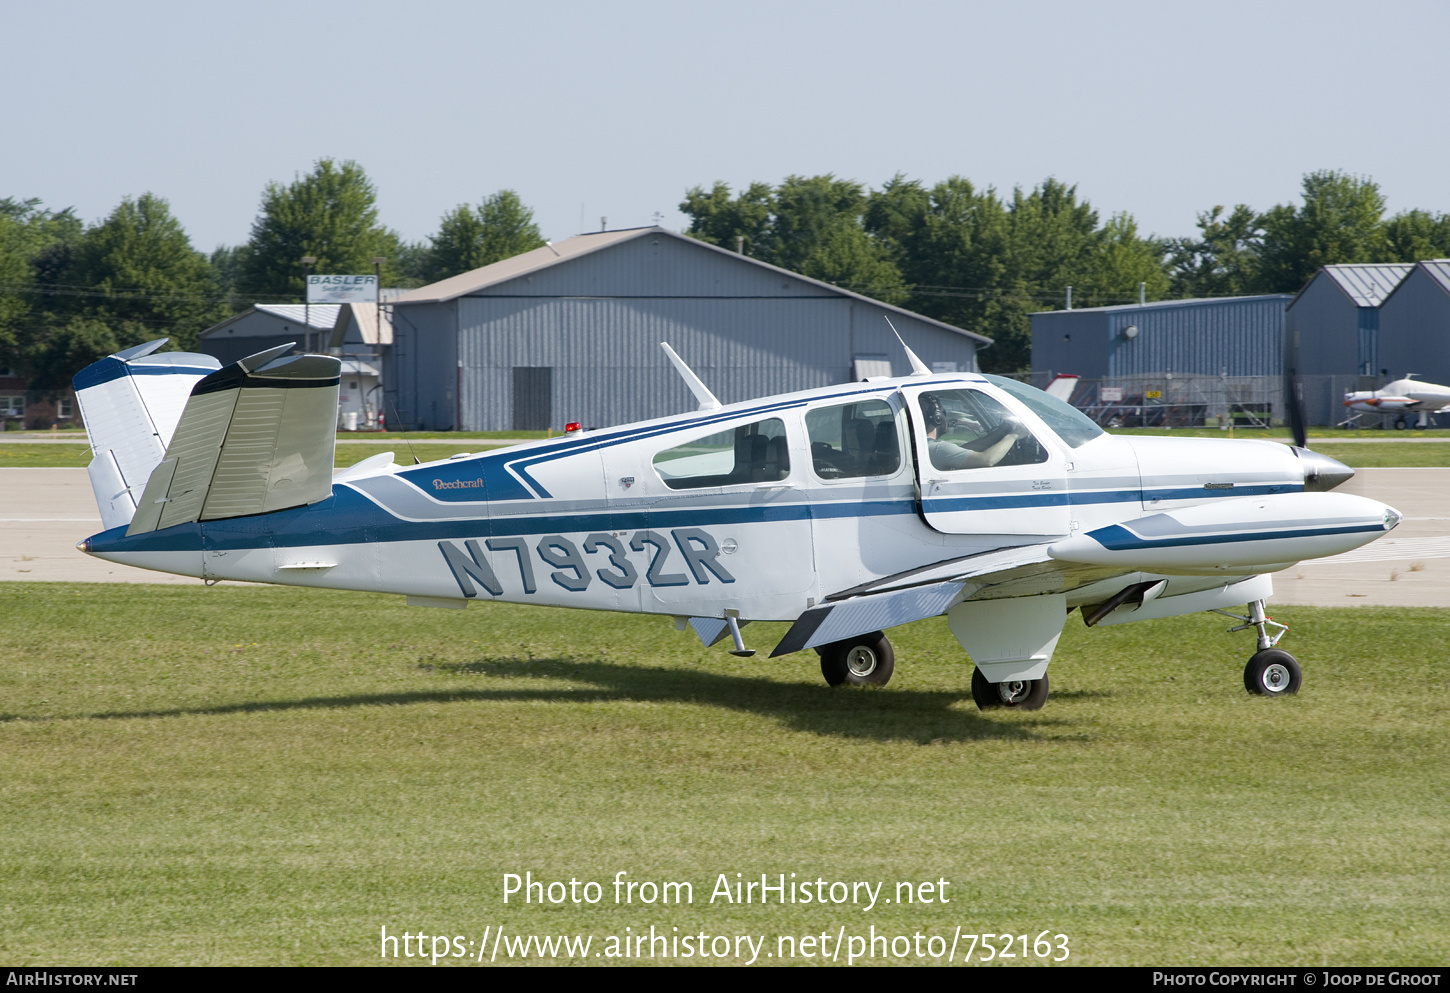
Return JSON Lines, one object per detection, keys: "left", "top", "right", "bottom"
{"left": 87, "top": 476, "right": 1306, "bottom": 558}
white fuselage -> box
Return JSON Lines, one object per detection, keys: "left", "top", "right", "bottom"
{"left": 83, "top": 374, "right": 1395, "bottom": 623}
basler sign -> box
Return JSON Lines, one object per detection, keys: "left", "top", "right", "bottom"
{"left": 307, "top": 274, "right": 378, "bottom": 304}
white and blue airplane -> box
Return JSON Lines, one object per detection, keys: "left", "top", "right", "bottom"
{"left": 1343, "top": 375, "right": 1450, "bottom": 429}
{"left": 72, "top": 337, "right": 1401, "bottom": 710}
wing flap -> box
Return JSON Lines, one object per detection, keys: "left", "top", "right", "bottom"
{"left": 770, "top": 580, "right": 966, "bottom": 657}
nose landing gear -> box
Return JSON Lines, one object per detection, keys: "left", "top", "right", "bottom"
{"left": 1213, "top": 599, "right": 1301, "bottom": 696}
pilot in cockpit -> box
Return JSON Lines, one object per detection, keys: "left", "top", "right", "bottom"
{"left": 921, "top": 392, "right": 1028, "bottom": 471}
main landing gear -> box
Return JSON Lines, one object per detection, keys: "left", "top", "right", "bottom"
{"left": 971, "top": 668, "right": 1049, "bottom": 711}
{"left": 818, "top": 630, "right": 895, "bottom": 687}
{"left": 1213, "top": 599, "right": 1302, "bottom": 697}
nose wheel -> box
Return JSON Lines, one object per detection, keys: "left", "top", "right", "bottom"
{"left": 1244, "top": 649, "right": 1302, "bottom": 696}
{"left": 1214, "top": 599, "right": 1302, "bottom": 697}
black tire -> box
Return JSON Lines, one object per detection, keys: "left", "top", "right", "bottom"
{"left": 1244, "top": 649, "right": 1302, "bottom": 696}
{"left": 819, "top": 631, "right": 894, "bottom": 687}
{"left": 971, "top": 667, "right": 1049, "bottom": 711}
{"left": 1395, "top": 417, "right": 1407, "bottom": 430}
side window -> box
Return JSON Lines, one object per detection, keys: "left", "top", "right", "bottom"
{"left": 805, "top": 398, "right": 901, "bottom": 479}
{"left": 919, "top": 389, "right": 1047, "bottom": 471}
{"left": 652, "top": 418, "right": 790, "bottom": 489}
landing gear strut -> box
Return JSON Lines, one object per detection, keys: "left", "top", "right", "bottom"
{"left": 818, "top": 631, "right": 895, "bottom": 687}
{"left": 1212, "top": 599, "right": 1301, "bottom": 696}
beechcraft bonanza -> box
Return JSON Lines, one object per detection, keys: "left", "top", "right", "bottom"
{"left": 73, "top": 335, "right": 1400, "bottom": 711}
{"left": 1342, "top": 375, "right": 1450, "bottom": 429}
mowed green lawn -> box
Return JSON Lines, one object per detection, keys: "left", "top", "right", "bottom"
{"left": 1, "top": 585, "right": 1446, "bottom": 966}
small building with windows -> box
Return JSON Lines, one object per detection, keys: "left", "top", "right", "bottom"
{"left": 0, "top": 363, "right": 78, "bottom": 431}
{"left": 385, "top": 226, "right": 990, "bottom": 432}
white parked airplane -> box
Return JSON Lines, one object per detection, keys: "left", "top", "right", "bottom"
{"left": 72, "top": 338, "right": 1400, "bottom": 711}
{"left": 1343, "top": 375, "right": 1450, "bottom": 429}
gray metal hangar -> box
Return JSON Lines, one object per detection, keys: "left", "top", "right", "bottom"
{"left": 384, "top": 226, "right": 990, "bottom": 431}
{"left": 1031, "top": 295, "right": 1293, "bottom": 381}
{"left": 1377, "top": 260, "right": 1450, "bottom": 388}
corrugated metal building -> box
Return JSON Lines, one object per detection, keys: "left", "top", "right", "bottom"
{"left": 385, "top": 226, "right": 990, "bottom": 431}
{"left": 1284, "top": 263, "right": 1412, "bottom": 379}
{"left": 198, "top": 300, "right": 396, "bottom": 366}
{"left": 1031, "top": 295, "right": 1293, "bottom": 379}
{"left": 1378, "top": 259, "right": 1450, "bottom": 387}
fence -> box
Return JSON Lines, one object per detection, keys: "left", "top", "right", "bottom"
{"left": 1023, "top": 373, "right": 1442, "bottom": 430}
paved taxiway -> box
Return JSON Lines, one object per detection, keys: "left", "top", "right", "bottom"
{"left": 2, "top": 467, "right": 1446, "bottom": 607}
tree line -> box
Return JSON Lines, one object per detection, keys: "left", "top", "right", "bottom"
{"left": 679, "top": 170, "right": 1450, "bottom": 371}
{"left": 0, "top": 160, "right": 546, "bottom": 388}
{"left": 3, "top": 161, "right": 1448, "bottom": 388}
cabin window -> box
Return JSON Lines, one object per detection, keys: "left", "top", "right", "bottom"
{"left": 918, "top": 389, "right": 1048, "bottom": 471}
{"left": 652, "top": 418, "right": 790, "bottom": 489}
{"left": 805, "top": 398, "right": 901, "bottom": 479}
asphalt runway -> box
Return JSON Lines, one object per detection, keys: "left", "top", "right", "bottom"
{"left": 2, "top": 467, "right": 1446, "bottom": 607}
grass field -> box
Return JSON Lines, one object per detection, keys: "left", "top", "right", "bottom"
{"left": 1, "top": 585, "right": 1446, "bottom": 966}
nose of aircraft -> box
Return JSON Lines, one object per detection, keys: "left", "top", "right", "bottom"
{"left": 1294, "top": 447, "right": 1354, "bottom": 492}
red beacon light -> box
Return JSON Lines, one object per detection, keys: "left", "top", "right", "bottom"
{"left": 565, "top": 421, "right": 582, "bottom": 434}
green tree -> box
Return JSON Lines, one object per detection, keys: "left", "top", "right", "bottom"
{"left": 1076, "top": 214, "right": 1172, "bottom": 306}
{"left": 238, "top": 159, "right": 402, "bottom": 299}
{"left": 23, "top": 317, "right": 120, "bottom": 390}
{"left": 678, "top": 180, "right": 774, "bottom": 256}
{"left": 1255, "top": 171, "right": 1388, "bottom": 292}
{"left": 422, "top": 190, "right": 546, "bottom": 282}
{"left": 0, "top": 198, "right": 82, "bottom": 365}
{"left": 64, "top": 193, "right": 224, "bottom": 352}
{"left": 1167, "top": 204, "right": 1262, "bottom": 298}
{"left": 680, "top": 175, "right": 905, "bottom": 302}
{"left": 865, "top": 174, "right": 1011, "bottom": 337}
{"left": 1384, "top": 209, "right": 1450, "bottom": 263}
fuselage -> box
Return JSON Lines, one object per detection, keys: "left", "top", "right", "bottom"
{"left": 82, "top": 372, "right": 1392, "bottom": 622}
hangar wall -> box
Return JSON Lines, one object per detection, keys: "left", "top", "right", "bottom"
{"left": 1032, "top": 295, "right": 1291, "bottom": 379}
{"left": 1379, "top": 262, "right": 1450, "bottom": 387}
{"left": 386, "top": 229, "right": 984, "bottom": 432}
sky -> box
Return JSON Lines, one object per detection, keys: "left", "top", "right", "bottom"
{"left": 6, "top": 0, "right": 1449, "bottom": 255}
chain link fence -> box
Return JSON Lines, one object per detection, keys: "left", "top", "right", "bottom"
{"left": 1021, "top": 373, "right": 1442, "bottom": 430}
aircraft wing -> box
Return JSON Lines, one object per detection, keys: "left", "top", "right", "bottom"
{"left": 770, "top": 542, "right": 1064, "bottom": 657}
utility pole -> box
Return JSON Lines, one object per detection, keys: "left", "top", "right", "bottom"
{"left": 301, "top": 256, "right": 317, "bottom": 351}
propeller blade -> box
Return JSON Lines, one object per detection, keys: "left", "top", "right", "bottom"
{"left": 1283, "top": 326, "right": 1308, "bottom": 450}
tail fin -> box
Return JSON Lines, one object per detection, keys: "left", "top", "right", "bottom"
{"left": 73, "top": 339, "right": 222, "bottom": 530}
{"left": 126, "top": 344, "right": 341, "bottom": 535}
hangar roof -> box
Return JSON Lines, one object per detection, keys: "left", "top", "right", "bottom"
{"left": 392, "top": 226, "right": 991, "bottom": 345}
{"left": 1305, "top": 263, "right": 1413, "bottom": 308}
{"left": 1031, "top": 294, "right": 1291, "bottom": 317}
{"left": 1414, "top": 259, "right": 1450, "bottom": 297}
{"left": 254, "top": 304, "right": 340, "bottom": 329}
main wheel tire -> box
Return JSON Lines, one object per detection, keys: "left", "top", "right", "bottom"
{"left": 819, "top": 631, "right": 894, "bottom": 687}
{"left": 971, "top": 667, "right": 1049, "bottom": 711}
{"left": 1244, "top": 649, "right": 1302, "bottom": 696}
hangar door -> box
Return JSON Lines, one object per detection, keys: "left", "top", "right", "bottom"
{"left": 512, "top": 367, "right": 553, "bottom": 431}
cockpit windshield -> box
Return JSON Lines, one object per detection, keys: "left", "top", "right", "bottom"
{"left": 983, "top": 375, "right": 1105, "bottom": 449}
